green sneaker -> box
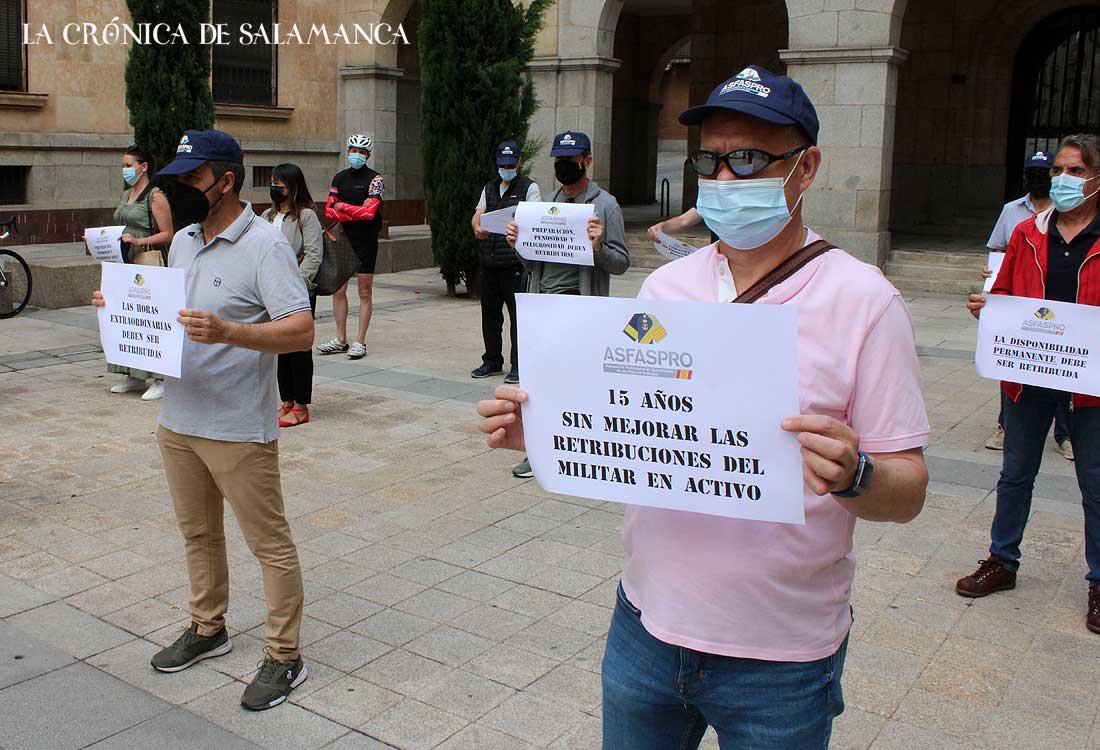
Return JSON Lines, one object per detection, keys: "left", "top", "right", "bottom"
{"left": 512, "top": 458, "right": 533, "bottom": 479}
{"left": 241, "top": 653, "right": 309, "bottom": 711}
{"left": 150, "top": 623, "right": 232, "bottom": 673}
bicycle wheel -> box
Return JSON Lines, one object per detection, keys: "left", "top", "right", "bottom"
{"left": 0, "top": 249, "right": 32, "bottom": 318}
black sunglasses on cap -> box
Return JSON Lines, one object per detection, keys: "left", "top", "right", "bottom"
{"left": 687, "top": 146, "right": 808, "bottom": 178}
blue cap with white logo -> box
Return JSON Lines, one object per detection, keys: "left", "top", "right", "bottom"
{"left": 158, "top": 130, "right": 245, "bottom": 176}
{"left": 1025, "top": 150, "right": 1053, "bottom": 168}
{"left": 679, "top": 66, "right": 820, "bottom": 145}
{"left": 496, "top": 141, "right": 520, "bottom": 167}
{"left": 550, "top": 131, "right": 591, "bottom": 157}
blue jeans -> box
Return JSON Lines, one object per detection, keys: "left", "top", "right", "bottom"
{"left": 602, "top": 584, "right": 848, "bottom": 750}
{"left": 991, "top": 387, "right": 1100, "bottom": 582}
{"left": 998, "top": 391, "right": 1070, "bottom": 444}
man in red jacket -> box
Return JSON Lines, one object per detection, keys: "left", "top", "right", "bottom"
{"left": 957, "top": 133, "right": 1100, "bottom": 635}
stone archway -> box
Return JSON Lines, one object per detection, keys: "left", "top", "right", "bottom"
{"left": 609, "top": 8, "right": 692, "bottom": 206}
{"left": 890, "top": 0, "right": 1097, "bottom": 237}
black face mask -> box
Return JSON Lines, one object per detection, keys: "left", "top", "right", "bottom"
{"left": 269, "top": 186, "right": 288, "bottom": 206}
{"left": 168, "top": 178, "right": 223, "bottom": 226}
{"left": 1024, "top": 169, "right": 1052, "bottom": 199}
{"left": 554, "top": 159, "right": 586, "bottom": 186}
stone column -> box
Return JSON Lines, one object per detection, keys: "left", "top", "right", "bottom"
{"left": 338, "top": 64, "right": 404, "bottom": 188}
{"left": 780, "top": 46, "right": 908, "bottom": 266}
{"left": 527, "top": 56, "right": 621, "bottom": 197}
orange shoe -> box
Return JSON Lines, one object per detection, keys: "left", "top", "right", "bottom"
{"left": 279, "top": 406, "right": 310, "bottom": 428}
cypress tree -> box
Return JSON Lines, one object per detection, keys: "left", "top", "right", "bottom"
{"left": 419, "top": 0, "right": 552, "bottom": 296}
{"left": 124, "top": 0, "right": 215, "bottom": 172}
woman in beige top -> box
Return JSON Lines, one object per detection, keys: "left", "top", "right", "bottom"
{"left": 261, "top": 163, "right": 323, "bottom": 426}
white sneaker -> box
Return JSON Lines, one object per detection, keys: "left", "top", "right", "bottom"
{"left": 141, "top": 381, "right": 165, "bottom": 401}
{"left": 348, "top": 342, "right": 368, "bottom": 360}
{"left": 110, "top": 377, "right": 146, "bottom": 394}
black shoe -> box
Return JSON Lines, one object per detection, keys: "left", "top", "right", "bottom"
{"left": 504, "top": 368, "right": 519, "bottom": 385}
{"left": 150, "top": 623, "right": 232, "bottom": 673}
{"left": 241, "top": 653, "right": 309, "bottom": 711}
{"left": 471, "top": 363, "right": 503, "bottom": 379}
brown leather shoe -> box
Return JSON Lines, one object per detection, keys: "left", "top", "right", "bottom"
{"left": 1088, "top": 586, "right": 1100, "bottom": 634}
{"left": 956, "top": 557, "right": 1016, "bottom": 598}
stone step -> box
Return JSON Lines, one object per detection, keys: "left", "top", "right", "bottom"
{"left": 888, "top": 251, "right": 992, "bottom": 269}
{"left": 887, "top": 276, "right": 975, "bottom": 296}
{"left": 884, "top": 261, "right": 986, "bottom": 284}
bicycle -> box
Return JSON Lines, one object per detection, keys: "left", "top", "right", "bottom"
{"left": 0, "top": 216, "right": 32, "bottom": 318}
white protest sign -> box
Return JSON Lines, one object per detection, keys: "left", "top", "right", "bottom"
{"left": 479, "top": 205, "right": 516, "bottom": 236}
{"left": 976, "top": 294, "right": 1100, "bottom": 396}
{"left": 98, "top": 263, "right": 186, "bottom": 379}
{"left": 654, "top": 229, "right": 700, "bottom": 261}
{"left": 517, "top": 294, "right": 805, "bottom": 524}
{"left": 514, "top": 202, "right": 594, "bottom": 266}
{"left": 983, "top": 251, "right": 1005, "bottom": 292}
{"left": 85, "top": 225, "right": 125, "bottom": 264}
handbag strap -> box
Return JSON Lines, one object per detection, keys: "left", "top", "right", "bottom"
{"left": 732, "top": 239, "right": 835, "bottom": 304}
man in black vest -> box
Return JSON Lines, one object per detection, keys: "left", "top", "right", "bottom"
{"left": 470, "top": 141, "right": 542, "bottom": 384}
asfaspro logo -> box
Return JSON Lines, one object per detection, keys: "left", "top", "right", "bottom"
{"left": 721, "top": 67, "right": 771, "bottom": 98}
{"left": 127, "top": 273, "right": 152, "bottom": 301}
{"left": 605, "top": 314, "right": 693, "bottom": 380}
{"left": 1022, "top": 306, "right": 1066, "bottom": 336}
{"left": 559, "top": 134, "right": 576, "bottom": 147}
{"left": 622, "top": 313, "right": 667, "bottom": 345}
{"left": 177, "top": 134, "right": 193, "bottom": 154}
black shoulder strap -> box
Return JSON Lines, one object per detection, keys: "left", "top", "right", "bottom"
{"left": 732, "top": 240, "right": 835, "bottom": 304}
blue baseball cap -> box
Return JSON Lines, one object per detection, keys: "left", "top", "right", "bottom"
{"left": 550, "top": 131, "right": 591, "bottom": 158}
{"left": 1025, "top": 150, "right": 1053, "bottom": 168}
{"left": 158, "top": 130, "right": 244, "bottom": 176}
{"left": 496, "top": 141, "right": 520, "bottom": 167}
{"left": 679, "top": 66, "right": 820, "bottom": 145}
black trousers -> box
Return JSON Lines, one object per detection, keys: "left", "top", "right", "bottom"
{"left": 480, "top": 265, "right": 523, "bottom": 370}
{"left": 278, "top": 294, "right": 316, "bottom": 405}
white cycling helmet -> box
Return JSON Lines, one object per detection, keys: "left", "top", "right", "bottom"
{"left": 347, "top": 134, "right": 373, "bottom": 150}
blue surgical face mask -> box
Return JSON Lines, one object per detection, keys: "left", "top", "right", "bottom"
{"left": 499, "top": 167, "right": 518, "bottom": 182}
{"left": 696, "top": 152, "right": 805, "bottom": 250}
{"left": 1050, "top": 173, "right": 1100, "bottom": 213}
{"left": 122, "top": 166, "right": 140, "bottom": 186}
{"left": 348, "top": 153, "right": 368, "bottom": 169}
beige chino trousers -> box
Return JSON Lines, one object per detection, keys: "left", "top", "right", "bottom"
{"left": 157, "top": 426, "right": 303, "bottom": 660}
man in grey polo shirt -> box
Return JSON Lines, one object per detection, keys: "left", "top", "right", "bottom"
{"left": 95, "top": 130, "right": 315, "bottom": 711}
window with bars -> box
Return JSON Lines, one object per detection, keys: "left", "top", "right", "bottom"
{"left": 212, "top": 0, "right": 277, "bottom": 106}
{"left": 0, "top": 166, "right": 30, "bottom": 205}
{"left": 0, "top": 0, "right": 26, "bottom": 92}
{"left": 252, "top": 166, "right": 273, "bottom": 188}
{"left": 1014, "top": 8, "right": 1100, "bottom": 162}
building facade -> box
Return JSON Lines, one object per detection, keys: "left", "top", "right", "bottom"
{"left": 2, "top": 0, "right": 1098, "bottom": 264}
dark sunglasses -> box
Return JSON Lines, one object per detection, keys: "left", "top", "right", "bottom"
{"left": 687, "top": 146, "right": 808, "bottom": 178}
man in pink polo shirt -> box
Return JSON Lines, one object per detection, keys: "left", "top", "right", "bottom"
{"left": 477, "top": 65, "right": 930, "bottom": 748}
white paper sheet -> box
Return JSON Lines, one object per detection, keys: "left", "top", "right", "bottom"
{"left": 654, "top": 230, "right": 700, "bottom": 261}
{"left": 98, "top": 263, "right": 186, "bottom": 379}
{"left": 514, "top": 202, "right": 595, "bottom": 267}
{"left": 976, "top": 294, "right": 1100, "bottom": 397}
{"left": 517, "top": 294, "right": 805, "bottom": 523}
{"left": 85, "top": 225, "right": 125, "bottom": 264}
{"left": 479, "top": 205, "right": 516, "bottom": 236}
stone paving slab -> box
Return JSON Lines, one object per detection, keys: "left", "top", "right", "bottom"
{"left": 0, "top": 268, "right": 1097, "bottom": 749}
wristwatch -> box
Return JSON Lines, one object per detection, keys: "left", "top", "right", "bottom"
{"left": 833, "top": 451, "right": 874, "bottom": 498}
